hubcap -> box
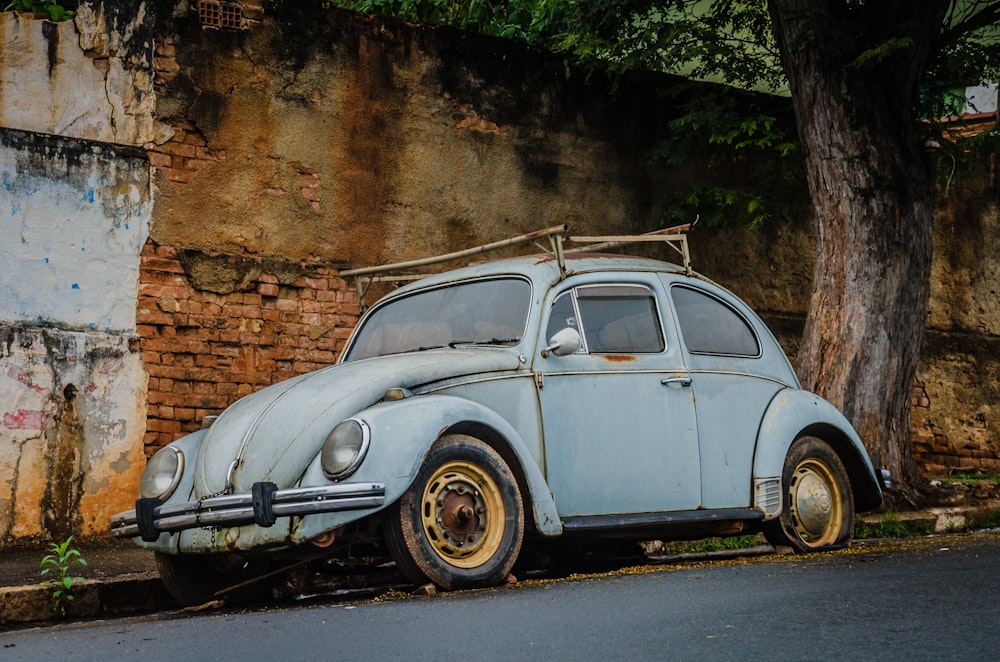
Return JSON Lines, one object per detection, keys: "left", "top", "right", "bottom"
{"left": 420, "top": 460, "right": 505, "bottom": 568}
{"left": 788, "top": 458, "right": 843, "bottom": 547}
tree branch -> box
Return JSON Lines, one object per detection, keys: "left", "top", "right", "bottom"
{"left": 940, "top": 1, "right": 1000, "bottom": 47}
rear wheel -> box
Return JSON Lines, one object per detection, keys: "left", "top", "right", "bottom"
{"left": 384, "top": 434, "right": 524, "bottom": 590}
{"left": 763, "top": 436, "right": 855, "bottom": 552}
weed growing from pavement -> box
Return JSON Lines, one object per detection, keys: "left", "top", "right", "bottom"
{"left": 39, "top": 536, "right": 87, "bottom": 615}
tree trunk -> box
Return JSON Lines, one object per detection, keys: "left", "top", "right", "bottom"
{"left": 768, "top": 1, "right": 950, "bottom": 506}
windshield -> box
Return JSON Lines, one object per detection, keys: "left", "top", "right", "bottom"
{"left": 344, "top": 278, "right": 531, "bottom": 361}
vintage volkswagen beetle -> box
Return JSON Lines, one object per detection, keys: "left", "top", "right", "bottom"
{"left": 112, "top": 227, "right": 884, "bottom": 604}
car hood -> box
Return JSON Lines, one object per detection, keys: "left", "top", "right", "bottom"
{"left": 191, "top": 349, "right": 522, "bottom": 497}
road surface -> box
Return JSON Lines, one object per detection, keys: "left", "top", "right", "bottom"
{"left": 3, "top": 533, "right": 998, "bottom": 661}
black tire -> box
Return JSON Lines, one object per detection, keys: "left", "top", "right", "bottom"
{"left": 155, "top": 552, "right": 275, "bottom": 607}
{"left": 763, "top": 436, "right": 855, "bottom": 552}
{"left": 383, "top": 434, "right": 524, "bottom": 590}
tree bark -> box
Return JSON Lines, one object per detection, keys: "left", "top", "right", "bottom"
{"left": 767, "top": 1, "right": 951, "bottom": 506}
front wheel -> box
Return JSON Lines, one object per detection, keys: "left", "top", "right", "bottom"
{"left": 383, "top": 434, "right": 524, "bottom": 590}
{"left": 155, "top": 552, "right": 276, "bottom": 607}
{"left": 763, "top": 436, "right": 854, "bottom": 552}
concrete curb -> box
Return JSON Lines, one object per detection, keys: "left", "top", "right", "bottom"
{"left": 0, "top": 572, "right": 172, "bottom": 628}
{"left": 861, "top": 499, "right": 1000, "bottom": 532}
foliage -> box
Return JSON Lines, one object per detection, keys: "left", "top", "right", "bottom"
{"left": 973, "top": 510, "right": 1000, "bottom": 530}
{"left": 333, "top": 0, "right": 1000, "bottom": 227}
{"left": 855, "top": 512, "right": 932, "bottom": 540}
{"left": 650, "top": 85, "right": 806, "bottom": 228}
{"left": 3, "top": 0, "right": 76, "bottom": 22}
{"left": 657, "top": 534, "right": 764, "bottom": 556}
{"left": 942, "top": 471, "right": 1000, "bottom": 486}
{"left": 327, "top": 0, "right": 554, "bottom": 42}
{"left": 39, "top": 536, "right": 87, "bottom": 615}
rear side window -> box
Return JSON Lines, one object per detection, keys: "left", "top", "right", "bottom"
{"left": 671, "top": 286, "right": 760, "bottom": 357}
{"left": 547, "top": 284, "right": 665, "bottom": 354}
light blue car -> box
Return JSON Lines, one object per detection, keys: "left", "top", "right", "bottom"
{"left": 112, "top": 228, "right": 883, "bottom": 605}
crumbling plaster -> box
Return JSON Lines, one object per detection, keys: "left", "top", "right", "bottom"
{"left": 149, "top": 6, "right": 668, "bottom": 266}
{"left": 0, "top": 130, "right": 151, "bottom": 330}
{"left": 0, "top": 128, "right": 151, "bottom": 543}
{"left": 0, "top": 2, "right": 154, "bottom": 547}
{"left": 0, "top": 3, "right": 166, "bottom": 147}
{"left": 0, "top": 327, "right": 146, "bottom": 544}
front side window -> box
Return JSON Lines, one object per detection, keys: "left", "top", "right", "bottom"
{"left": 345, "top": 278, "right": 531, "bottom": 361}
{"left": 671, "top": 285, "right": 760, "bottom": 357}
{"left": 546, "top": 284, "right": 664, "bottom": 354}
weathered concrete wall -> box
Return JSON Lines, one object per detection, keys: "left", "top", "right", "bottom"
{"left": 148, "top": 5, "right": 672, "bottom": 264}
{"left": 0, "top": 130, "right": 151, "bottom": 545}
{"left": 0, "top": 3, "right": 162, "bottom": 147}
{"left": 0, "top": 130, "right": 151, "bottom": 330}
{"left": 0, "top": 2, "right": 154, "bottom": 547}
{"left": 0, "top": 327, "right": 146, "bottom": 543}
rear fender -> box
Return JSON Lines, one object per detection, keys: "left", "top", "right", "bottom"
{"left": 292, "top": 394, "right": 562, "bottom": 543}
{"left": 753, "top": 389, "right": 883, "bottom": 514}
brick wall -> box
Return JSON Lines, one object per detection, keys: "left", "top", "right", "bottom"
{"left": 913, "top": 378, "right": 1000, "bottom": 476}
{"left": 137, "top": 241, "right": 359, "bottom": 454}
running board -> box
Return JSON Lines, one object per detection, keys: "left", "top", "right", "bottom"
{"left": 561, "top": 508, "right": 764, "bottom": 533}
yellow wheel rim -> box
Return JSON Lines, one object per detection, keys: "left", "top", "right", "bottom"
{"left": 788, "top": 458, "right": 844, "bottom": 548}
{"left": 420, "top": 460, "right": 506, "bottom": 569}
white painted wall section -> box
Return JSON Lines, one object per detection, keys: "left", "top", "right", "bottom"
{"left": 0, "top": 135, "right": 151, "bottom": 332}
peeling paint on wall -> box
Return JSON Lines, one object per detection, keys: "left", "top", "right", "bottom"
{"left": 0, "top": 129, "right": 152, "bottom": 332}
{"left": 0, "top": 127, "right": 152, "bottom": 545}
{"left": 0, "top": 2, "right": 167, "bottom": 147}
{"left": 0, "top": 326, "right": 146, "bottom": 544}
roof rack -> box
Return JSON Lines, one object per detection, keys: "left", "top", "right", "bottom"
{"left": 341, "top": 221, "right": 696, "bottom": 311}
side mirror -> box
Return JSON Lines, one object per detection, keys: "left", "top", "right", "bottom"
{"left": 541, "top": 327, "right": 582, "bottom": 357}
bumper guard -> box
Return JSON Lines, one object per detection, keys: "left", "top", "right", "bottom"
{"left": 110, "top": 481, "right": 386, "bottom": 541}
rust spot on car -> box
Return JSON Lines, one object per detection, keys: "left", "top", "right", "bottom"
{"left": 602, "top": 354, "right": 636, "bottom": 363}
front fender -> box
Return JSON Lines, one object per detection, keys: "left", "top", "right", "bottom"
{"left": 292, "top": 394, "right": 562, "bottom": 543}
{"left": 753, "top": 388, "right": 883, "bottom": 512}
{"left": 133, "top": 429, "right": 209, "bottom": 553}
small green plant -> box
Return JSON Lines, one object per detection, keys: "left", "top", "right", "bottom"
{"left": 39, "top": 536, "right": 87, "bottom": 615}
{"left": 3, "top": 0, "right": 76, "bottom": 22}
{"left": 944, "top": 472, "right": 1000, "bottom": 486}
{"left": 855, "top": 511, "right": 933, "bottom": 539}
{"left": 659, "top": 534, "right": 764, "bottom": 556}
{"left": 971, "top": 510, "right": 1000, "bottom": 531}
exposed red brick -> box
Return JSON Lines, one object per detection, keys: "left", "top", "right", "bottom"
{"left": 137, "top": 239, "right": 359, "bottom": 454}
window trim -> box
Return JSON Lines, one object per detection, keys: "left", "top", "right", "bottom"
{"left": 548, "top": 282, "right": 667, "bottom": 356}
{"left": 669, "top": 284, "right": 762, "bottom": 359}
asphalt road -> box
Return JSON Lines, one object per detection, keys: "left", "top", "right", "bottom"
{"left": 3, "top": 533, "right": 998, "bottom": 661}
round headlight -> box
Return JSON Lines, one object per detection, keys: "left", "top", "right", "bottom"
{"left": 321, "top": 419, "right": 370, "bottom": 479}
{"left": 140, "top": 446, "right": 184, "bottom": 500}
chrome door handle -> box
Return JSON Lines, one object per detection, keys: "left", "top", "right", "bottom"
{"left": 661, "top": 375, "right": 692, "bottom": 388}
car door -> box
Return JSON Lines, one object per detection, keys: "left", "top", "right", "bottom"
{"left": 534, "top": 277, "right": 701, "bottom": 518}
{"left": 664, "top": 280, "right": 788, "bottom": 509}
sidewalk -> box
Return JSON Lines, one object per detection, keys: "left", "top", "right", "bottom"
{"left": 0, "top": 537, "right": 169, "bottom": 628}
{"left": 2, "top": 499, "right": 999, "bottom": 629}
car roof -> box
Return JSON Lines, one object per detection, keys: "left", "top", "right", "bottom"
{"left": 386, "top": 252, "right": 691, "bottom": 296}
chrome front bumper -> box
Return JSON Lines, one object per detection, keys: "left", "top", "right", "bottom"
{"left": 110, "top": 481, "right": 386, "bottom": 541}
